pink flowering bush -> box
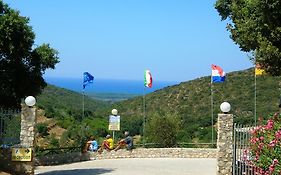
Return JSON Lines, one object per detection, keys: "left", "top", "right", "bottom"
{"left": 249, "top": 113, "right": 281, "bottom": 175}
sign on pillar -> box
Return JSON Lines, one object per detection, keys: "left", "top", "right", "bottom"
{"left": 12, "top": 148, "right": 32, "bottom": 161}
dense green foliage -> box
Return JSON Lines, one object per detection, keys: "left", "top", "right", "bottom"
{"left": 146, "top": 113, "right": 181, "bottom": 147}
{"left": 37, "top": 85, "right": 109, "bottom": 121}
{"left": 215, "top": 0, "right": 281, "bottom": 76}
{"left": 36, "top": 85, "right": 110, "bottom": 148}
{"left": 249, "top": 113, "right": 281, "bottom": 174}
{"left": 36, "top": 123, "right": 48, "bottom": 137}
{"left": 0, "top": 1, "right": 59, "bottom": 109}
{"left": 35, "top": 68, "right": 281, "bottom": 148}
{"left": 108, "top": 68, "right": 281, "bottom": 144}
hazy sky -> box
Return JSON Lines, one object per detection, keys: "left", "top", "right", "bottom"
{"left": 5, "top": 0, "right": 253, "bottom": 82}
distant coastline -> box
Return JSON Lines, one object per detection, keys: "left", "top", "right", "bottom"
{"left": 44, "top": 77, "right": 178, "bottom": 95}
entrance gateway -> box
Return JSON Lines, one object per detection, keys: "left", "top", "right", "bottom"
{"left": 233, "top": 123, "right": 258, "bottom": 175}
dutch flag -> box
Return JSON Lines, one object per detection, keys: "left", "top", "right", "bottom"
{"left": 211, "top": 64, "right": 226, "bottom": 83}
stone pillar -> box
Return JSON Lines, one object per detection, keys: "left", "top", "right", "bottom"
{"left": 14, "top": 105, "right": 36, "bottom": 175}
{"left": 217, "top": 113, "right": 233, "bottom": 175}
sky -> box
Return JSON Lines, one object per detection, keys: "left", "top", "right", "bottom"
{"left": 5, "top": 0, "right": 253, "bottom": 82}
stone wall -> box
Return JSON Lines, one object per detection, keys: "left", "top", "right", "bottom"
{"left": 35, "top": 148, "right": 217, "bottom": 166}
{"left": 95, "top": 148, "right": 217, "bottom": 159}
{"left": 35, "top": 152, "right": 91, "bottom": 166}
{"left": 217, "top": 114, "right": 233, "bottom": 175}
{"left": 20, "top": 106, "right": 36, "bottom": 147}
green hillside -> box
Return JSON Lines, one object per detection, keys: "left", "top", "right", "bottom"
{"left": 35, "top": 69, "right": 281, "bottom": 148}
{"left": 35, "top": 85, "right": 111, "bottom": 149}
{"left": 37, "top": 85, "right": 110, "bottom": 121}
{"left": 104, "top": 68, "right": 281, "bottom": 144}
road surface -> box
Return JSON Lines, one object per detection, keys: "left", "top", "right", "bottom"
{"left": 35, "top": 158, "right": 216, "bottom": 175}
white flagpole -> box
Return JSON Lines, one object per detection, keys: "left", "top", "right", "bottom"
{"left": 143, "top": 86, "right": 146, "bottom": 147}
{"left": 82, "top": 88, "right": 85, "bottom": 119}
{"left": 81, "top": 86, "right": 85, "bottom": 148}
{"left": 211, "top": 75, "right": 214, "bottom": 145}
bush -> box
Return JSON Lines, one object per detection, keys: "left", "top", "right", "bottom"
{"left": 49, "top": 134, "right": 60, "bottom": 148}
{"left": 36, "top": 123, "right": 49, "bottom": 137}
{"left": 249, "top": 113, "right": 281, "bottom": 174}
{"left": 146, "top": 113, "right": 180, "bottom": 147}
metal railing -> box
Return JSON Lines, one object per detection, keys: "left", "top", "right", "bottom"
{"left": 233, "top": 123, "right": 258, "bottom": 175}
{"left": 132, "top": 142, "right": 216, "bottom": 148}
{"left": 35, "top": 146, "right": 82, "bottom": 157}
{"left": 0, "top": 109, "right": 21, "bottom": 147}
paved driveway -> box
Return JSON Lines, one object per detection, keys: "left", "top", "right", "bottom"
{"left": 35, "top": 158, "right": 216, "bottom": 175}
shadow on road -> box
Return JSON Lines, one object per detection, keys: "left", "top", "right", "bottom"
{"left": 36, "top": 168, "right": 114, "bottom": 175}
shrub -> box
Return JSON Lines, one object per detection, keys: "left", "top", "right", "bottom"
{"left": 146, "top": 113, "right": 180, "bottom": 147}
{"left": 36, "top": 123, "right": 49, "bottom": 137}
{"left": 249, "top": 113, "right": 281, "bottom": 174}
{"left": 49, "top": 134, "right": 60, "bottom": 148}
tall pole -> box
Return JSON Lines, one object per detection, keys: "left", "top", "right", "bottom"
{"left": 81, "top": 89, "right": 85, "bottom": 148}
{"left": 143, "top": 86, "right": 146, "bottom": 147}
{"left": 112, "top": 130, "right": 115, "bottom": 143}
{"left": 211, "top": 76, "right": 214, "bottom": 145}
{"left": 82, "top": 89, "right": 85, "bottom": 119}
{"left": 254, "top": 74, "right": 257, "bottom": 125}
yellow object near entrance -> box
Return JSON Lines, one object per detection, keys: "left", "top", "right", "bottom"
{"left": 11, "top": 148, "right": 32, "bottom": 161}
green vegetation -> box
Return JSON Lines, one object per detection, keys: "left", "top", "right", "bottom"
{"left": 215, "top": 0, "right": 281, "bottom": 75}
{"left": 35, "top": 68, "right": 281, "bottom": 149}
{"left": 107, "top": 68, "right": 281, "bottom": 144}
{"left": 146, "top": 113, "right": 181, "bottom": 147}
{"left": 36, "top": 123, "right": 48, "bottom": 137}
{"left": 249, "top": 113, "right": 281, "bottom": 174}
{"left": 0, "top": 1, "right": 59, "bottom": 109}
{"left": 37, "top": 85, "right": 110, "bottom": 121}
{"left": 36, "top": 85, "right": 111, "bottom": 149}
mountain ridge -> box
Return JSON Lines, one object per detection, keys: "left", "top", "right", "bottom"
{"left": 35, "top": 68, "right": 281, "bottom": 146}
{"left": 104, "top": 68, "right": 281, "bottom": 142}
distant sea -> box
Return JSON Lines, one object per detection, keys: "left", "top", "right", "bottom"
{"left": 44, "top": 77, "right": 178, "bottom": 95}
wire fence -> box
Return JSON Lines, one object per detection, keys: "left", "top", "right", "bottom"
{"left": 0, "top": 108, "right": 21, "bottom": 147}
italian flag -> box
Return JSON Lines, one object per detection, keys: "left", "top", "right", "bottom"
{"left": 144, "top": 70, "right": 152, "bottom": 88}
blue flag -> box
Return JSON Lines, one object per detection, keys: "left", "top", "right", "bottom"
{"left": 83, "top": 72, "right": 94, "bottom": 89}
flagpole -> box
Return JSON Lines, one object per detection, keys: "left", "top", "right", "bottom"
{"left": 82, "top": 72, "right": 94, "bottom": 120}
{"left": 81, "top": 87, "right": 85, "bottom": 148}
{"left": 143, "top": 86, "right": 146, "bottom": 147}
{"left": 211, "top": 75, "right": 214, "bottom": 145}
{"left": 82, "top": 88, "right": 85, "bottom": 119}
{"left": 254, "top": 72, "right": 257, "bottom": 126}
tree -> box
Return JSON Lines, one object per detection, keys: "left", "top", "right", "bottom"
{"left": 146, "top": 113, "right": 181, "bottom": 147}
{"left": 215, "top": 0, "right": 281, "bottom": 75}
{"left": 0, "top": 1, "right": 59, "bottom": 108}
